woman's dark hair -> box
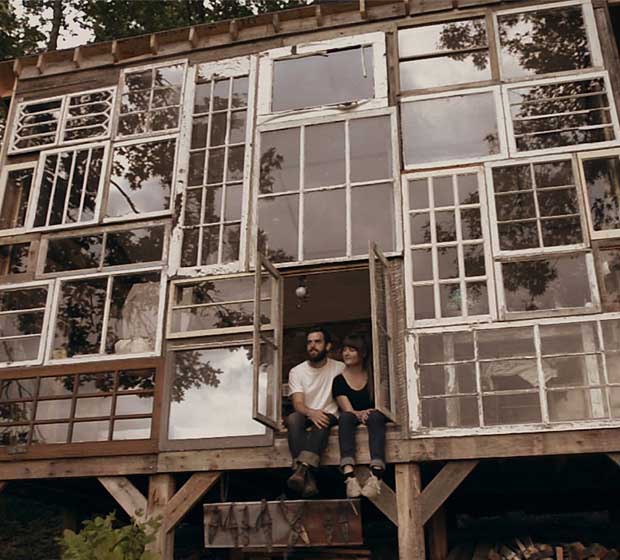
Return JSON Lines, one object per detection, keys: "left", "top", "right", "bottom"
{"left": 342, "top": 332, "right": 374, "bottom": 400}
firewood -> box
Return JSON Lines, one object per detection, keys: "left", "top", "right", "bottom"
{"left": 501, "top": 545, "right": 521, "bottom": 560}
{"left": 604, "top": 550, "right": 620, "bottom": 560}
{"left": 489, "top": 550, "right": 502, "bottom": 560}
{"left": 556, "top": 546, "right": 564, "bottom": 560}
{"left": 569, "top": 543, "right": 587, "bottom": 560}
{"left": 585, "top": 545, "right": 609, "bottom": 559}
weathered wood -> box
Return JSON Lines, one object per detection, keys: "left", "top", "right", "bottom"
{"left": 420, "top": 460, "right": 478, "bottom": 524}
{"left": 594, "top": 3, "right": 620, "bottom": 122}
{"left": 428, "top": 506, "right": 448, "bottom": 560}
{"left": 356, "top": 466, "right": 398, "bottom": 525}
{"left": 98, "top": 476, "right": 147, "bottom": 520}
{"left": 147, "top": 474, "right": 175, "bottom": 560}
{"left": 607, "top": 453, "right": 620, "bottom": 468}
{"left": 396, "top": 463, "right": 424, "bottom": 560}
{"left": 162, "top": 472, "right": 220, "bottom": 533}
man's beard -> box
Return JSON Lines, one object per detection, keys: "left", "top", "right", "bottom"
{"left": 308, "top": 348, "right": 328, "bottom": 363}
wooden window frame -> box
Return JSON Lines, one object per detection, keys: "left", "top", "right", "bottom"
{"left": 485, "top": 154, "right": 591, "bottom": 258}
{"left": 256, "top": 32, "right": 389, "bottom": 126}
{"left": 593, "top": 239, "right": 620, "bottom": 312}
{"left": 0, "top": 161, "right": 38, "bottom": 237}
{"left": 115, "top": 59, "right": 188, "bottom": 141}
{"left": 251, "top": 106, "right": 402, "bottom": 268}
{"left": 172, "top": 56, "right": 257, "bottom": 275}
{"left": 60, "top": 87, "right": 117, "bottom": 146}
{"left": 403, "top": 166, "right": 498, "bottom": 328}
{"left": 0, "top": 233, "right": 41, "bottom": 283}
{"left": 46, "top": 266, "right": 166, "bottom": 366}
{"left": 8, "top": 94, "right": 65, "bottom": 155}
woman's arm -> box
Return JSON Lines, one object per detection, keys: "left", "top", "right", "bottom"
{"left": 336, "top": 395, "right": 355, "bottom": 413}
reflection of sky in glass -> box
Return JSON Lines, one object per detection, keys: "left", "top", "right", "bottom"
{"left": 169, "top": 346, "right": 265, "bottom": 439}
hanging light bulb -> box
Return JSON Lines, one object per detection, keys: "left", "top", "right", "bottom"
{"left": 295, "top": 276, "right": 308, "bottom": 308}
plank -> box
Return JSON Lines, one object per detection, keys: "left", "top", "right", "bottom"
{"left": 163, "top": 472, "right": 220, "bottom": 533}
{"left": 356, "top": 466, "right": 398, "bottom": 525}
{"left": 420, "top": 460, "right": 478, "bottom": 525}
{"left": 147, "top": 474, "right": 175, "bottom": 559}
{"left": 396, "top": 463, "right": 424, "bottom": 560}
{"left": 98, "top": 476, "right": 147, "bottom": 520}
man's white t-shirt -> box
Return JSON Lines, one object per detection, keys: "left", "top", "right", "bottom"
{"left": 288, "top": 358, "right": 344, "bottom": 416}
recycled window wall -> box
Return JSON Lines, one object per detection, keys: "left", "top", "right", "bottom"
{"left": 0, "top": 365, "right": 157, "bottom": 448}
{"left": 0, "top": 99, "right": 8, "bottom": 154}
{"left": 0, "top": 163, "right": 36, "bottom": 233}
{"left": 0, "top": 237, "right": 37, "bottom": 280}
{"left": 416, "top": 318, "right": 620, "bottom": 432}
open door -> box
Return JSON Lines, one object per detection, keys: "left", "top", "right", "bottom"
{"left": 252, "top": 252, "right": 283, "bottom": 429}
{"left": 369, "top": 242, "right": 398, "bottom": 423}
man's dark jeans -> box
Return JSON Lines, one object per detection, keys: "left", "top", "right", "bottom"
{"left": 285, "top": 411, "right": 337, "bottom": 468}
{"left": 338, "top": 410, "right": 386, "bottom": 470}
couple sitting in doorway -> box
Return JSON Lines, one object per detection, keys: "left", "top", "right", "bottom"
{"left": 285, "top": 325, "right": 386, "bottom": 499}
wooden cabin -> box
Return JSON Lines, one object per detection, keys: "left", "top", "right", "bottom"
{"left": 1, "top": 0, "right": 620, "bottom": 558}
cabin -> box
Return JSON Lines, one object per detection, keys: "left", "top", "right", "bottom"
{"left": 1, "top": 0, "right": 620, "bottom": 558}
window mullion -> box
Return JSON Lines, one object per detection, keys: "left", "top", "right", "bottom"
{"left": 529, "top": 163, "right": 545, "bottom": 250}
{"left": 61, "top": 151, "right": 78, "bottom": 225}
{"left": 298, "top": 126, "right": 305, "bottom": 262}
{"left": 345, "top": 119, "right": 352, "bottom": 257}
{"left": 453, "top": 174, "right": 467, "bottom": 318}
{"left": 429, "top": 178, "right": 441, "bottom": 319}
{"left": 77, "top": 147, "right": 93, "bottom": 223}
{"left": 99, "top": 275, "right": 114, "bottom": 356}
{"left": 45, "top": 154, "right": 63, "bottom": 227}
{"left": 534, "top": 324, "right": 550, "bottom": 424}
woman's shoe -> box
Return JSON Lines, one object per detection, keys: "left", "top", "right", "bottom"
{"left": 345, "top": 476, "right": 362, "bottom": 498}
{"left": 361, "top": 473, "right": 382, "bottom": 498}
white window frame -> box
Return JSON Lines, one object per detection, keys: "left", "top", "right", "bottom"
{"left": 400, "top": 85, "right": 509, "bottom": 170}
{"left": 0, "top": 161, "right": 38, "bottom": 237}
{"left": 36, "top": 219, "right": 170, "bottom": 278}
{"left": 408, "top": 312, "right": 620, "bottom": 436}
{"left": 251, "top": 106, "right": 402, "bottom": 268}
{"left": 8, "top": 94, "right": 65, "bottom": 155}
{"left": 26, "top": 141, "right": 110, "bottom": 233}
{"left": 0, "top": 279, "right": 53, "bottom": 368}
{"left": 256, "top": 32, "right": 388, "bottom": 126}
{"left": 45, "top": 267, "right": 166, "bottom": 365}
{"left": 494, "top": 250, "right": 601, "bottom": 321}
{"left": 502, "top": 71, "right": 620, "bottom": 158}
{"left": 485, "top": 154, "right": 590, "bottom": 258}
{"left": 103, "top": 133, "right": 178, "bottom": 224}
{"left": 115, "top": 59, "right": 188, "bottom": 141}
{"left": 171, "top": 56, "right": 257, "bottom": 276}
{"left": 577, "top": 147, "right": 620, "bottom": 240}
{"left": 403, "top": 166, "right": 498, "bottom": 328}
{"left": 493, "top": 0, "right": 604, "bottom": 83}
{"left": 59, "top": 87, "right": 117, "bottom": 146}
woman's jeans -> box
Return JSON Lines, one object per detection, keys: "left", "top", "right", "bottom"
{"left": 338, "top": 410, "right": 386, "bottom": 471}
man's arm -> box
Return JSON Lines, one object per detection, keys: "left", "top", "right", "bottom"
{"left": 291, "top": 393, "right": 331, "bottom": 429}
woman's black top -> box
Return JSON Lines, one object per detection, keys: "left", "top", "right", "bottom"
{"left": 332, "top": 373, "right": 374, "bottom": 411}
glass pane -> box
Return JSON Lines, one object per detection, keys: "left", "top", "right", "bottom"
{"left": 232, "top": 77, "right": 249, "bottom": 108}
{"left": 0, "top": 287, "right": 47, "bottom": 311}
{"left": 256, "top": 338, "right": 277, "bottom": 421}
{"left": 351, "top": 183, "right": 395, "bottom": 255}
{"left": 53, "top": 277, "right": 107, "bottom": 358}
{"left": 0, "top": 378, "right": 37, "bottom": 401}
{"left": 45, "top": 235, "right": 103, "bottom": 273}
{"left": 72, "top": 420, "right": 110, "bottom": 442}
{"left": 495, "top": 192, "right": 536, "bottom": 221}
{"left": 75, "top": 396, "right": 112, "bottom": 418}
{"left": 421, "top": 397, "right": 479, "bottom": 428}
{"left": 224, "top": 185, "right": 243, "bottom": 221}
{"left": 498, "top": 5, "right": 591, "bottom": 79}
{"left": 107, "top": 139, "right": 176, "bottom": 218}
{"left": 540, "top": 217, "right": 583, "bottom": 247}
{"left": 435, "top": 211, "right": 456, "bottom": 242}
{"left": 410, "top": 213, "right": 431, "bottom": 245}
{"left": 222, "top": 223, "right": 241, "bottom": 264}
{"left": 35, "top": 399, "right": 72, "bottom": 420}
{"left": 433, "top": 176, "right": 453, "bottom": 207}
{"left": 420, "top": 363, "right": 476, "bottom": 397}
{"left": 582, "top": 156, "right": 620, "bottom": 231}
{"left": 0, "top": 311, "right": 43, "bottom": 336}
{"left": 210, "top": 112, "right": 227, "bottom": 147}
{"left": 104, "top": 226, "right": 165, "bottom": 266}
{"left": 175, "top": 276, "right": 254, "bottom": 306}
{"left": 467, "top": 281, "right": 489, "bottom": 315}
{"left": 548, "top": 389, "right": 607, "bottom": 422}
{"left": 304, "top": 189, "right": 346, "bottom": 260}
{"left": 350, "top": 116, "right": 392, "bottom": 183}
{"left": 272, "top": 46, "right": 374, "bottom": 112}
{"left": 402, "top": 92, "right": 500, "bottom": 165}
{"left": 409, "top": 179, "right": 429, "bottom": 210}
{"left": 0, "top": 167, "right": 34, "bottom": 230}
{"left": 118, "top": 369, "right": 155, "bottom": 391}
{"left": 0, "top": 401, "right": 32, "bottom": 423}
{"left": 477, "top": 327, "right": 534, "bottom": 359}
{"left": 492, "top": 164, "right": 532, "bottom": 193}
{"left": 412, "top": 249, "right": 432, "bottom": 282}
{"left": 544, "top": 355, "right": 604, "bottom": 388}
{"left": 418, "top": 331, "right": 474, "bottom": 363}
{"left": 113, "top": 418, "right": 151, "bottom": 440}
{"left": 154, "top": 63, "right": 184, "bottom": 89}
{"left": 483, "top": 393, "right": 541, "bottom": 425}
{"left": 229, "top": 110, "right": 247, "bottom": 143}
{"left": 537, "top": 188, "right": 578, "bottom": 217}
{"left": 169, "top": 347, "right": 265, "bottom": 439}
{"left": 497, "top": 221, "right": 539, "bottom": 251}
{"left": 227, "top": 145, "right": 245, "bottom": 182}
{"left": 200, "top": 224, "right": 219, "bottom": 265}
{"left": 39, "top": 376, "right": 74, "bottom": 397}
{"left": 598, "top": 248, "right": 620, "bottom": 307}
{"left": 398, "top": 19, "right": 488, "bottom": 58}
{"left": 171, "top": 302, "right": 259, "bottom": 332}
{"left": 115, "top": 394, "right": 153, "bottom": 415}
{"left": 440, "top": 284, "right": 461, "bottom": 317}
{"left": 259, "top": 129, "right": 300, "bottom": 194}
{"left": 400, "top": 53, "right": 491, "bottom": 90}
{"left": 106, "top": 272, "right": 160, "bottom": 355}
{"left": 32, "top": 423, "right": 68, "bottom": 444}
{"left": 463, "top": 244, "right": 485, "bottom": 277}
{"left": 305, "top": 122, "right": 345, "bottom": 189}
{"left": 502, "top": 254, "right": 592, "bottom": 312}
{"left": 458, "top": 174, "right": 479, "bottom": 205}
{"left": 414, "top": 285, "right": 434, "bottom": 320}
{"left": 437, "top": 246, "right": 458, "bottom": 279}
{"left": 76, "top": 372, "right": 114, "bottom": 393}
{"left": 481, "top": 359, "right": 539, "bottom": 391}
{"left": 0, "top": 337, "right": 41, "bottom": 363}
{"left": 258, "top": 194, "right": 299, "bottom": 263}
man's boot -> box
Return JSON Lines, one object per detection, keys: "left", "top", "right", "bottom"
{"left": 302, "top": 468, "right": 319, "bottom": 498}
{"left": 286, "top": 463, "right": 307, "bottom": 495}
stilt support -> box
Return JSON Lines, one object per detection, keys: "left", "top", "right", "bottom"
{"left": 396, "top": 463, "right": 424, "bottom": 560}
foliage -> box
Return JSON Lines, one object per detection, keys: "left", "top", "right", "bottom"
{"left": 58, "top": 512, "right": 160, "bottom": 560}
{"left": 0, "top": 1, "right": 44, "bottom": 60}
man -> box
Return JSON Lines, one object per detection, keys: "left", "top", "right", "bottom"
{"left": 285, "top": 326, "right": 344, "bottom": 497}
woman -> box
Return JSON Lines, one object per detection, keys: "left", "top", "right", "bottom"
{"left": 332, "top": 333, "right": 386, "bottom": 498}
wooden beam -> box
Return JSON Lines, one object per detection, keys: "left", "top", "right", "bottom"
{"left": 360, "top": 0, "right": 368, "bottom": 19}
{"left": 111, "top": 40, "right": 120, "bottom": 62}
{"left": 98, "top": 476, "right": 147, "bottom": 520}
{"left": 188, "top": 26, "right": 199, "bottom": 48}
{"left": 594, "top": 4, "right": 620, "bottom": 121}
{"left": 162, "top": 472, "right": 219, "bottom": 533}
{"left": 229, "top": 19, "right": 239, "bottom": 41}
{"left": 607, "top": 453, "right": 620, "bottom": 468}
{"left": 315, "top": 4, "right": 323, "bottom": 26}
{"left": 36, "top": 54, "right": 45, "bottom": 75}
{"left": 356, "top": 467, "right": 398, "bottom": 525}
{"left": 147, "top": 474, "right": 175, "bottom": 559}
{"left": 72, "top": 47, "right": 83, "bottom": 68}
{"left": 428, "top": 506, "right": 448, "bottom": 560}
{"left": 149, "top": 34, "right": 159, "bottom": 55}
{"left": 396, "top": 463, "right": 424, "bottom": 560}
{"left": 272, "top": 13, "right": 281, "bottom": 33}
{"left": 403, "top": 0, "right": 411, "bottom": 14}
{"left": 420, "top": 460, "right": 478, "bottom": 525}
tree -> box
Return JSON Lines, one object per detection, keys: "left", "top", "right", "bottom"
{"left": 0, "top": 1, "right": 43, "bottom": 60}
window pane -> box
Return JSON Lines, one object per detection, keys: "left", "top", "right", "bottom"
{"left": 169, "top": 347, "right": 265, "bottom": 439}
{"left": 272, "top": 46, "right": 374, "bottom": 112}
{"left": 258, "top": 194, "right": 299, "bottom": 263}
{"left": 548, "top": 389, "right": 607, "bottom": 422}
{"left": 12, "top": 98, "right": 62, "bottom": 151}
{"left": 115, "top": 394, "right": 153, "bottom": 415}
{"left": 0, "top": 243, "right": 30, "bottom": 275}
{"left": 418, "top": 331, "right": 474, "bottom": 363}
{"left": 38, "top": 376, "right": 74, "bottom": 397}
{"left": 72, "top": 420, "right": 110, "bottom": 442}
{"left": 304, "top": 189, "right": 346, "bottom": 260}
{"left": 32, "top": 423, "right": 68, "bottom": 444}
{"left": 0, "top": 338, "right": 41, "bottom": 363}
{"left": 582, "top": 156, "right": 620, "bottom": 232}
{"left": 0, "top": 167, "right": 34, "bottom": 230}
{"left": 75, "top": 396, "right": 112, "bottom": 418}
{"left": 350, "top": 116, "right": 392, "bottom": 182}
{"left": 64, "top": 89, "right": 114, "bottom": 142}
{"left": 400, "top": 54, "right": 491, "bottom": 91}
{"left": 351, "top": 183, "right": 395, "bottom": 255}
{"left": 107, "top": 139, "right": 176, "bottom": 218}
{"left": 421, "top": 396, "right": 479, "bottom": 428}
{"left": 260, "top": 129, "right": 300, "bottom": 194}
{"left": 104, "top": 226, "right": 165, "bottom": 266}
{"left": 305, "top": 122, "right": 345, "bottom": 189}
{"left": 420, "top": 363, "right": 476, "bottom": 397}
{"left": 35, "top": 399, "right": 72, "bottom": 420}
{"left": 398, "top": 19, "right": 488, "bottom": 58}
{"left": 113, "top": 418, "right": 151, "bottom": 440}
{"left": 482, "top": 393, "right": 541, "bottom": 425}
{"left": 414, "top": 285, "right": 434, "bottom": 320}
{"left": 477, "top": 327, "right": 534, "bottom": 359}
{"left": 402, "top": 92, "right": 500, "bottom": 165}
{"left": 481, "top": 359, "right": 539, "bottom": 391}
{"left": 45, "top": 235, "right": 103, "bottom": 273}
{"left": 598, "top": 248, "right": 620, "bottom": 308}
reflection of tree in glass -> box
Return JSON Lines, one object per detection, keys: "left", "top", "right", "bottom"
{"left": 437, "top": 19, "right": 488, "bottom": 67}
{"left": 258, "top": 147, "right": 284, "bottom": 195}
{"left": 172, "top": 349, "right": 222, "bottom": 402}
{"left": 583, "top": 158, "right": 620, "bottom": 231}
{"left": 503, "top": 260, "right": 558, "bottom": 311}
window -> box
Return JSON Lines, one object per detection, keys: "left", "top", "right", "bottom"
{"left": 398, "top": 18, "right": 492, "bottom": 92}
{"left": 488, "top": 157, "right": 586, "bottom": 254}
{"left": 0, "top": 282, "right": 51, "bottom": 367}
{"left": 257, "top": 32, "right": 388, "bottom": 124}
{"left": 503, "top": 73, "right": 619, "bottom": 155}
{"left": 0, "top": 364, "right": 158, "bottom": 447}
{"left": 0, "top": 98, "right": 8, "bottom": 153}
{"left": 593, "top": 243, "right": 620, "bottom": 311}
{"left": 256, "top": 110, "right": 399, "bottom": 264}
{"left": 10, "top": 96, "right": 63, "bottom": 153}
{"left": 40, "top": 222, "right": 167, "bottom": 275}
{"left": 32, "top": 143, "right": 108, "bottom": 230}
{"left": 106, "top": 136, "right": 176, "bottom": 221}
{"left": 405, "top": 169, "right": 494, "bottom": 324}
{"left": 495, "top": 1, "right": 600, "bottom": 80}
{"left": 401, "top": 87, "right": 507, "bottom": 168}
{"left": 416, "top": 318, "right": 620, "bottom": 431}
{"left": 49, "top": 270, "right": 164, "bottom": 362}
{"left": 0, "top": 163, "right": 36, "bottom": 233}
{"left": 61, "top": 88, "right": 115, "bottom": 144}
{"left": 117, "top": 61, "right": 186, "bottom": 138}
{"left": 0, "top": 237, "right": 37, "bottom": 280}
{"left": 181, "top": 58, "right": 254, "bottom": 269}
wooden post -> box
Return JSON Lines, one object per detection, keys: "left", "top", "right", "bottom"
{"left": 147, "top": 474, "right": 175, "bottom": 560}
{"left": 396, "top": 463, "right": 425, "bottom": 560}
{"left": 428, "top": 505, "right": 448, "bottom": 560}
